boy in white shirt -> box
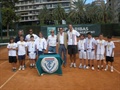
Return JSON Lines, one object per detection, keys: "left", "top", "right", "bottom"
{"left": 27, "top": 36, "right": 36, "bottom": 68}
{"left": 17, "top": 35, "right": 27, "bottom": 70}
{"left": 96, "top": 34, "right": 106, "bottom": 71}
{"left": 78, "top": 34, "right": 87, "bottom": 69}
{"left": 105, "top": 36, "right": 115, "bottom": 72}
{"left": 7, "top": 37, "right": 17, "bottom": 72}
{"left": 86, "top": 32, "right": 96, "bottom": 70}
{"left": 35, "top": 32, "right": 47, "bottom": 56}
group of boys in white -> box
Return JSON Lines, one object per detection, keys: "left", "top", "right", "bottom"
{"left": 78, "top": 33, "right": 115, "bottom": 72}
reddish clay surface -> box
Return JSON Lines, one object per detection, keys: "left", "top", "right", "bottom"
{"left": 0, "top": 38, "right": 120, "bottom": 90}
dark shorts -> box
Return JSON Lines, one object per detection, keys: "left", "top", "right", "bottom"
{"left": 38, "top": 51, "right": 43, "bottom": 56}
{"left": 18, "top": 55, "right": 25, "bottom": 60}
{"left": 106, "top": 56, "right": 114, "bottom": 62}
{"left": 9, "top": 56, "right": 17, "bottom": 63}
{"left": 68, "top": 45, "right": 78, "bottom": 55}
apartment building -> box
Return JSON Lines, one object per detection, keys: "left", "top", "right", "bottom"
{"left": 15, "top": 0, "right": 71, "bottom": 25}
{"left": 92, "top": 0, "right": 105, "bottom": 6}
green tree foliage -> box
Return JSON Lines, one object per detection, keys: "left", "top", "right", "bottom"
{"left": 37, "top": 0, "right": 113, "bottom": 25}
{"left": 38, "top": 6, "right": 50, "bottom": 25}
{"left": 68, "top": 0, "right": 87, "bottom": 24}
{"left": 0, "top": 0, "right": 19, "bottom": 37}
{"left": 52, "top": 4, "right": 66, "bottom": 24}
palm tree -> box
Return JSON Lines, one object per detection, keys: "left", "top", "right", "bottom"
{"left": 68, "top": 0, "right": 87, "bottom": 24}
{"left": 38, "top": 6, "right": 50, "bottom": 25}
{"left": 52, "top": 4, "right": 66, "bottom": 24}
{"left": 86, "top": 3, "right": 113, "bottom": 23}
{"left": 96, "top": 3, "right": 113, "bottom": 23}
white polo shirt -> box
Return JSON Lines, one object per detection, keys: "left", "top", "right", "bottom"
{"left": 86, "top": 37, "right": 96, "bottom": 52}
{"left": 78, "top": 39, "right": 86, "bottom": 52}
{"left": 59, "top": 32, "right": 64, "bottom": 44}
{"left": 7, "top": 43, "right": 17, "bottom": 56}
{"left": 47, "top": 35, "right": 57, "bottom": 46}
{"left": 35, "top": 37, "right": 47, "bottom": 51}
{"left": 27, "top": 41, "right": 36, "bottom": 52}
{"left": 25, "top": 34, "right": 38, "bottom": 41}
{"left": 96, "top": 39, "right": 106, "bottom": 55}
{"left": 105, "top": 41, "right": 115, "bottom": 57}
{"left": 67, "top": 29, "right": 80, "bottom": 45}
{"left": 17, "top": 41, "right": 27, "bottom": 55}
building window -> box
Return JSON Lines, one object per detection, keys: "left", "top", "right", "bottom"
{"left": 21, "top": 17, "right": 24, "bottom": 20}
{"left": 21, "top": 1, "right": 24, "bottom": 5}
{"left": 29, "top": 6, "right": 32, "bottom": 9}
{"left": 21, "top": 6, "right": 24, "bottom": 10}
{"left": 62, "top": 3, "right": 69, "bottom": 7}
{"left": 25, "top": 17, "right": 28, "bottom": 20}
{"left": 35, "top": 0, "right": 40, "bottom": 2}
{"left": 25, "top": 6, "right": 28, "bottom": 9}
{"left": 25, "top": 1, "right": 27, "bottom": 4}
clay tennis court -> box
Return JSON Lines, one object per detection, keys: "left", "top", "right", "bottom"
{"left": 0, "top": 38, "right": 120, "bottom": 90}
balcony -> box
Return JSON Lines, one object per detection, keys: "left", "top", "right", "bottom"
{"left": 20, "top": 17, "right": 39, "bottom": 22}
{"left": 15, "top": 0, "right": 70, "bottom": 6}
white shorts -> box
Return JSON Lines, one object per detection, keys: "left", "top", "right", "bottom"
{"left": 79, "top": 51, "right": 86, "bottom": 59}
{"left": 96, "top": 54, "right": 105, "bottom": 60}
{"left": 87, "top": 51, "right": 95, "bottom": 60}
{"left": 29, "top": 52, "right": 36, "bottom": 59}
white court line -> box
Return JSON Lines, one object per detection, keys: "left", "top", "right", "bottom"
{"left": 0, "top": 71, "right": 19, "bottom": 89}
{"left": 104, "top": 61, "right": 120, "bottom": 74}
{"left": 0, "top": 60, "right": 29, "bottom": 89}
{"left": 0, "top": 61, "right": 7, "bottom": 65}
{"left": 113, "top": 40, "right": 120, "bottom": 42}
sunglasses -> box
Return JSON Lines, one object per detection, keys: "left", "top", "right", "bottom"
{"left": 51, "top": 32, "right": 54, "bottom": 33}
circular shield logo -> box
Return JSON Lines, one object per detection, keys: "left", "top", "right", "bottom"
{"left": 41, "top": 57, "right": 59, "bottom": 73}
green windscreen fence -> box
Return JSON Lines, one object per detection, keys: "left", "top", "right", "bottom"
{"left": 41, "top": 24, "right": 101, "bottom": 37}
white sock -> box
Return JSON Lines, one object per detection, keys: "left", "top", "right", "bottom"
{"left": 106, "top": 65, "right": 108, "bottom": 69}
{"left": 80, "top": 63, "right": 82, "bottom": 66}
{"left": 30, "top": 64, "right": 32, "bottom": 66}
{"left": 22, "top": 65, "right": 24, "bottom": 68}
{"left": 101, "top": 65, "right": 103, "bottom": 68}
{"left": 111, "top": 66, "right": 113, "bottom": 69}
{"left": 98, "top": 65, "right": 100, "bottom": 68}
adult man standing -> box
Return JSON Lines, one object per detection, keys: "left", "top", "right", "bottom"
{"left": 15, "top": 30, "right": 24, "bottom": 43}
{"left": 67, "top": 24, "right": 80, "bottom": 68}
{"left": 25, "top": 29, "right": 38, "bottom": 41}
{"left": 47, "top": 30, "right": 57, "bottom": 53}
{"left": 57, "top": 28, "right": 67, "bottom": 67}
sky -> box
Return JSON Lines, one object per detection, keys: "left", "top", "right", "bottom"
{"left": 85, "top": 0, "right": 93, "bottom": 4}
{"left": 85, "top": 0, "right": 106, "bottom": 4}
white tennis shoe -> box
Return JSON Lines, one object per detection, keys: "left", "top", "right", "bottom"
{"left": 73, "top": 63, "right": 76, "bottom": 68}
{"left": 70, "top": 63, "right": 73, "bottom": 68}
{"left": 111, "top": 66, "right": 114, "bottom": 72}
{"left": 18, "top": 66, "right": 22, "bottom": 70}
{"left": 91, "top": 66, "right": 95, "bottom": 70}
